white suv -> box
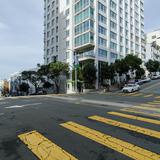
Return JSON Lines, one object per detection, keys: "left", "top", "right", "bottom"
{"left": 122, "top": 84, "right": 140, "bottom": 93}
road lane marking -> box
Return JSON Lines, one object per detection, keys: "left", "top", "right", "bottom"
{"left": 134, "top": 106, "right": 160, "bottom": 112}
{"left": 144, "top": 94, "right": 154, "bottom": 98}
{"left": 122, "top": 92, "right": 139, "bottom": 96}
{"left": 148, "top": 102, "right": 160, "bottom": 105}
{"left": 153, "top": 100, "right": 160, "bottom": 102}
{"left": 121, "top": 108, "right": 160, "bottom": 118}
{"left": 107, "top": 112, "right": 160, "bottom": 125}
{"left": 155, "top": 96, "right": 160, "bottom": 99}
{"left": 132, "top": 93, "right": 143, "bottom": 97}
{"left": 118, "top": 92, "right": 139, "bottom": 96}
{"left": 89, "top": 115, "right": 160, "bottom": 139}
{"left": 140, "top": 104, "right": 156, "bottom": 107}
{"left": 5, "top": 103, "right": 42, "bottom": 109}
{"left": 18, "top": 130, "right": 78, "bottom": 160}
{"left": 5, "top": 105, "right": 23, "bottom": 109}
{"left": 61, "top": 121, "right": 160, "bottom": 160}
{"left": 142, "top": 82, "right": 160, "bottom": 91}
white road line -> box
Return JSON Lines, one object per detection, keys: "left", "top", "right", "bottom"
{"left": 5, "top": 103, "right": 42, "bottom": 109}
{"left": 5, "top": 105, "right": 24, "bottom": 109}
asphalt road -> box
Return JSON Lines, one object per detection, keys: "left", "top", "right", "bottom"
{"left": 0, "top": 88, "right": 160, "bottom": 160}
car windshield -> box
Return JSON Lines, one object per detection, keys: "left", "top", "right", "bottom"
{"left": 127, "top": 84, "right": 135, "bottom": 87}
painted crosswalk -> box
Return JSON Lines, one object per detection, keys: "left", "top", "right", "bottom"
{"left": 61, "top": 121, "right": 160, "bottom": 160}
{"left": 120, "top": 98, "right": 160, "bottom": 119}
{"left": 108, "top": 112, "right": 160, "bottom": 125}
{"left": 18, "top": 109, "right": 160, "bottom": 160}
{"left": 89, "top": 115, "right": 160, "bottom": 139}
{"left": 18, "top": 131, "right": 78, "bottom": 160}
{"left": 117, "top": 92, "right": 160, "bottom": 99}
{"left": 121, "top": 108, "right": 160, "bottom": 118}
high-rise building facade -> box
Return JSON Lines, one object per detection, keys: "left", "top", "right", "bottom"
{"left": 44, "top": 0, "right": 145, "bottom": 92}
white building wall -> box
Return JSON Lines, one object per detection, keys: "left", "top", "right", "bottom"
{"left": 146, "top": 29, "right": 160, "bottom": 62}
{"left": 147, "top": 29, "right": 160, "bottom": 46}
{"left": 44, "top": 0, "right": 145, "bottom": 64}
{"left": 146, "top": 43, "right": 160, "bottom": 62}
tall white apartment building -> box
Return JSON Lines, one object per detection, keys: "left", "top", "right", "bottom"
{"left": 44, "top": 0, "right": 145, "bottom": 91}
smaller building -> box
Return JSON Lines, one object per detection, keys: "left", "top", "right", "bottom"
{"left": 147, "top": 29, "right": 160, "bottom": 46}
{"left": 146, "top": 30, "right": 160, "bottom": 62}
{"left": 146, "top": 42, "right": 160, "bottom": 62}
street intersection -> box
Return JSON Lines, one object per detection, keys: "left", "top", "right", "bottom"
{"left": 0, "top": 82, "right": 160, "bottom": 160}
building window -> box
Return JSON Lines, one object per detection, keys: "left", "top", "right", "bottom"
{"left": 98, "top": 48, "right": 107, "bottom": 57}
{"left": 98, "top": 25, "right": 106, "bottom": 35}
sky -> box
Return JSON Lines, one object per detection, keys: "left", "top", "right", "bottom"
{"left": 0, "top": 0, "right": 160, "bottom": 79}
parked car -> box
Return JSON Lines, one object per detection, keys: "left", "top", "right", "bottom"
{"left": 140, "top": 77, "right": 151, "bottom": 83}
{"left": 135, "top": 79, "right": 143, "bottom": 85}
{"left": 122, "top": 84, "right": 140, "bottom": 93}
{"left": 151, "top": 75, "right": 160, "bottom": 80}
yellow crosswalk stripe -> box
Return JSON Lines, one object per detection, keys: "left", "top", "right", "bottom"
{"left": 61, "top": 121, "right": 160, "bottom": 160}
{"left": 126, "top": 92, "right": 139, "bottom": 96}
{"left": 155, "top": 96, "right": 160, "bottom": 99}
{"left": 140, "top": 104, "right": 156, "bottom": 107}
{"left": 132, "top": 93, "right": 143, "bottom": 97}
{"left": 18, "top": 131, "right": 78, "bottom": 160}
{"left": 134, "top": 106, "right": 160, "bottom": 112}
{"left": 107, "top": 112, "right": 160, "bottom": 125}
{"left": 118, "top": 93, "right": 125, "bottom": 96}
{"left": 144, "top": 94, "right": 154, "bottom": 98}
{"left": 153, "top": 100, "right": 160, "bottom": 103}
{"left": 119, "top": 92, "right": 138, "bottom": 96}
{"left": 121, "top": 108, "right": 160, "bottom": 118}
{"left": 89, "top": 115, "right": 160, "bottom": 139}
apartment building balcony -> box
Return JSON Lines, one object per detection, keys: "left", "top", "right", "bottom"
{"left": 78, "top": 50, "right": 95, "bottom": 61}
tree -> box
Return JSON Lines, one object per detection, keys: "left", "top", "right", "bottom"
{"left": 135, "top": 68, "right": 145, "bottom": 79}
{"left": 145, "top": 60, "right": 160, "bottom": 74}
{"left": 114, "top": 59, "right": 129, "bottom": 76}
{"left": 48, "top": 61, "right": 69, "bottom": 93}
{"left": 19, "top": 82, "right": 30, "bottom": 94}
{"left": 21, "top": 71, "right": 40, "bottom": 94}
{"left": 38, "top": 62, "right": 69, "bottom": 94}
{"left": 82, "top": 61, "right": 97, "bottom": 88}
{"left": 100, "top": 62, "right": 109, "bottom": 85}
{"left": 125, "top": 54, "right": 142, "bottom": 71}
{"left": 107, "top": 63, "right": 116, "bottom": 82}
{"left": 43, "top": 82, "right": 52, "bottom": 89}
